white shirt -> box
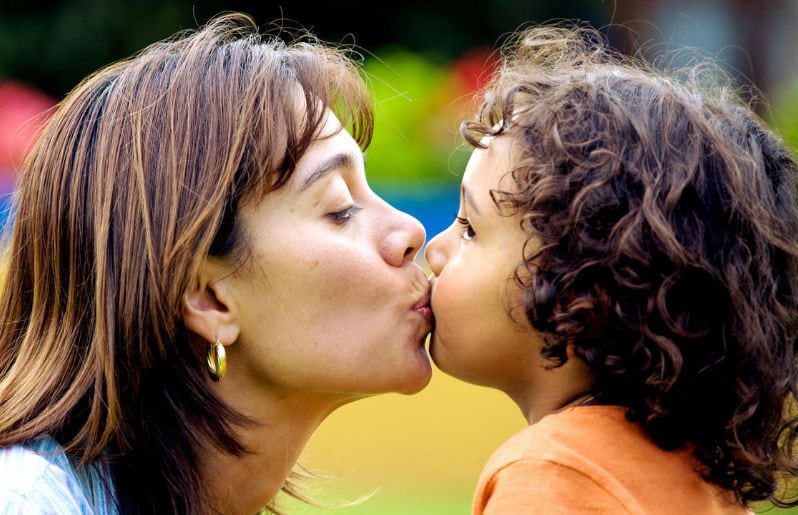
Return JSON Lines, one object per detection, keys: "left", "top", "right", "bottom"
{"left": 0, "top": 435, "right": 117, "bottom": 514}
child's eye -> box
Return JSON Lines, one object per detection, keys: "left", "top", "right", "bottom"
{"left": 329, "top": 205, "right": 362, "bottom": 225}
{"left": 455, "top": 216, "right": 476, "bottom": 241}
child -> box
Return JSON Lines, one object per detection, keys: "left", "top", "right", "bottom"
{"left": 425, "top": 25, "right": 798, "bottom": 514}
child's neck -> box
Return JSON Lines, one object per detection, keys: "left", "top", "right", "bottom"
{"left": 512, "top": 356, "right": 596, "bottom": 424}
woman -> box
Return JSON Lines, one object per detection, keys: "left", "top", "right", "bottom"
{"left": 0, "top": 13, "right": 433, "bottom": 514}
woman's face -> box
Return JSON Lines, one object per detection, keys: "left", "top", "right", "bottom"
{"left": 425, "top": 135, "right": 543, "bottom": 395}
{"left": 220, "top": 112, "right": 432, "bottom": 400}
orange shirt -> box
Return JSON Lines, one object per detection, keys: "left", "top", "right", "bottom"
{"left": 473, "top": 406, "right": 750, "bottom": 515}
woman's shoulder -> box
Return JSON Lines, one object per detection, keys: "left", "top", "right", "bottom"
{"left": 0, "top": 435, "right": 117, "bottom": 515}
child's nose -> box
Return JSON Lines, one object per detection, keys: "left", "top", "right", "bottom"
{"left": 424, "top": 232, "right": 446, "bottom": 276}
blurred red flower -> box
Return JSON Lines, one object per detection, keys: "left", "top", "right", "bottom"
{"left": 0, "top": 81, "right": 56, "bottom": 188}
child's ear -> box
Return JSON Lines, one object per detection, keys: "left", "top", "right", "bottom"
{"left": 182, "top": 259, "right": 240, "bottom": 345}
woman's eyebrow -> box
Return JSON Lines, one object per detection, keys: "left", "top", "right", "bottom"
{"left": 301, "top": 152, "right": 357, "bottom": 191}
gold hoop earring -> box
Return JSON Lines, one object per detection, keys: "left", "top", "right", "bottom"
{"left": 206, "top": 340, "right": 227, "bottom": 382}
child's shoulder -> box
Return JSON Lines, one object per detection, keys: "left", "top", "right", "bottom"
{"left": 476, "top": 406, "right": 747, "bottom": 515}
{"left": 490, "top": 405, "right": 636, "bottom": 464}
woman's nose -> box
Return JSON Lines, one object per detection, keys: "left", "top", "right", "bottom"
{"left": 383, "top": 207, "right": 426, "bottom": 267}
{"left": 424, "top": 231, "right": 446, "bottom": 276}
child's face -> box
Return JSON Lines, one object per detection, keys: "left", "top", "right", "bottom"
{"left": 425, "top": 135, "right": 545, "bottom": 393}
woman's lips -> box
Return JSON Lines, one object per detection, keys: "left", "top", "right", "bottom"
{"left": 412, "top": 293, "right": 433, "bottom": 323}
{"left": 415, "top": 305, "right": 433, "bottom": 322}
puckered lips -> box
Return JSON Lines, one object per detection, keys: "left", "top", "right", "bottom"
{"left": 412, "top": 289, "right": 433, "bottom": 324}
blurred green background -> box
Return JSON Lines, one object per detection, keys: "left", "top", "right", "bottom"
{"left": 3, "top": 0, "right": 797, "bottom": 235}
{"left": 1, "top": 1, "right": 798, "bottom": 514}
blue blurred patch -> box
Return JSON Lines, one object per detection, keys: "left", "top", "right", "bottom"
{"left": 0, "top": 193, "right": 14, "bottom": 233}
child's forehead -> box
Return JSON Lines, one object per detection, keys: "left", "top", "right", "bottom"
{"left": 463, "top": 134, "right": 520, "bottom": 190}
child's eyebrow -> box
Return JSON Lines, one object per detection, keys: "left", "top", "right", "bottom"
{"left": 462, "top": 185, "right": 481, "bottom": 216}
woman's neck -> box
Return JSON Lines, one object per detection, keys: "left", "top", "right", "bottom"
{"left": 201, "top": 383, "right": 358, "bottom": 514}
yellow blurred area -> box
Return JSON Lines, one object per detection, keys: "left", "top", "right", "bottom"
{"left": 291, "top": 357, "right": 525, "bottom": 506}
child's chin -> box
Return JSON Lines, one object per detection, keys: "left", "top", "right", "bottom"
{"left": 427, "top": 331, "right": 446, "bottom": 367}
{"left": 428, "top": 333, "right": 467, "bottom": 380}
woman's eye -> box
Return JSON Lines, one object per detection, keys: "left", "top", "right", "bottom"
{"left": 329, "top": 205, "right": 362, "bottom": 225}
{"left": 455, "top": 216, "right": 476, "bottom": 241}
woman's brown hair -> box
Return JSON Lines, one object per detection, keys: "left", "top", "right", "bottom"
{"left": 464, "top": 25, "right": 798, "bottom": 507}
{"left": 0, "top": 13, "right": 372, "bottom": 514}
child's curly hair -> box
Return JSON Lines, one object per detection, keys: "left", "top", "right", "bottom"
{"left": 463, "top": 25, "right": 798, "bottom": 507}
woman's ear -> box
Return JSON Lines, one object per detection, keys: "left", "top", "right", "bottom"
{"left": 182, "top": 259, "right": 240, "bottom": 346}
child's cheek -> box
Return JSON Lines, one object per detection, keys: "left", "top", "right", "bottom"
{"left": 430, "top": 269, "right": 471, "bottom": 345}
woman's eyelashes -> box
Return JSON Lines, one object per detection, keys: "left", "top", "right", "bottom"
{"left": 328, "top": 204, "right": 363, "bottom": 225}
{"left": 455, "top": 216, "right": 476, "bottom": 241}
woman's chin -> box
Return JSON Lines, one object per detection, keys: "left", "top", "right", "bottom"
{"left": 394, "top": 351, "right": 434, "bottom": 395}
{"left": 405, "top": 354, "right": 434, "bottom": 394}
{"left": 351, "top": 352, "right": 433, "bottom": 398}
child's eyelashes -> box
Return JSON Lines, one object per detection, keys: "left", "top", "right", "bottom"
{"left": 455, "top": 216, "right": 476, "bottom": 241}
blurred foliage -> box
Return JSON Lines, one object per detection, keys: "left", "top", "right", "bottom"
{"left": 0, "top": 0, "right": 190, "bottom": 99}
{"left": 0, "top": 0, "right": 607, "bottom": 99}
{"left": 4, "top": 1, "right": 795, "bottom": 185}
{"left": 0, "top": 0, "right": 605, "bottom": 186}
{"left": 361, "top": 48, "right": 493, "bottom": 184}
{"left": 364, "top": 50, "right": 458, "bottom": 183}
{"left": 770, "top": 80, "right": 798, "bottom": 158}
